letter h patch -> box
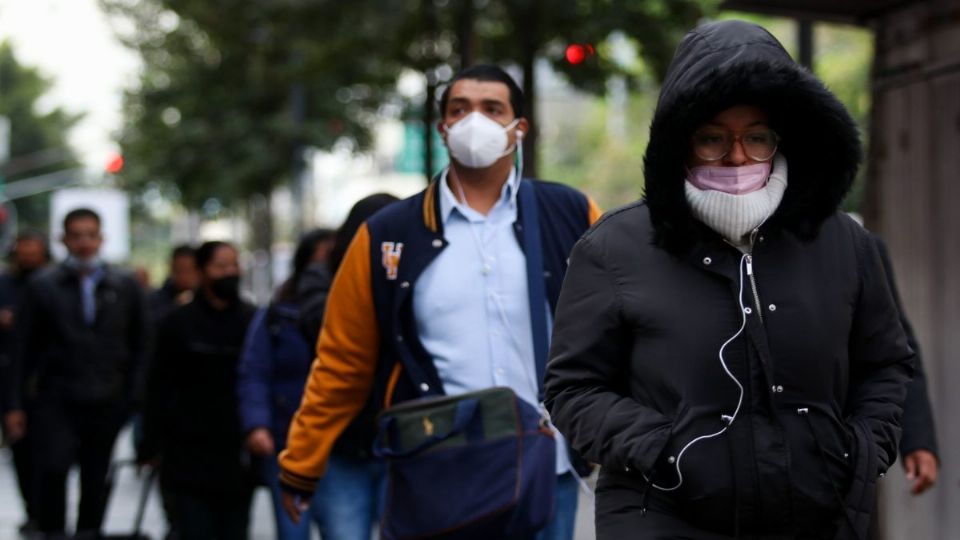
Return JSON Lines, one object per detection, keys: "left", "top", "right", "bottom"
{"left": 381, "top": 242, "right": 404, "bottom": 281}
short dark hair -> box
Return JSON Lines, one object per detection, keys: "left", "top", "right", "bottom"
{"left": 170, "top": 244, "right": 196, "bottom": 261}
{"left": 63, "top": 208, "right": 101, "bottom": 232}
{"left": 438, "top": 64, "right": 524, "bottom": 119}
{"left": 195, "top": 241, "right": 234, "bottom": 270}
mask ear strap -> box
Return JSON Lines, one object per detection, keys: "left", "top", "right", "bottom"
{"left": 500, "top": 118, "right": 523, "bottom": 158}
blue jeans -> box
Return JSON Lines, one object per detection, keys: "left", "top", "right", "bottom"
{"left": 266, "top": 453, "right": 386, "bottom": 540}
{"left": 535, "top": 473, "right": 579, "bottom": 540}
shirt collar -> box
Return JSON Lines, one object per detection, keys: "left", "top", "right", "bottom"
{"left": 438, "top": 166, "right": 519, "bottom": 224}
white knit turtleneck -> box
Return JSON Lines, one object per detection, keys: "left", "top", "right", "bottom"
{"left": 685, "top": 153, "right": 788, "bottom": 251}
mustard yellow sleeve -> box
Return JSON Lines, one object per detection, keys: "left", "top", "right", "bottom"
{"left": 279, "top": 223, "right": 379, "bottom": 493}
{"left": 587, "top": 196, "right": 603, "bottom": 225}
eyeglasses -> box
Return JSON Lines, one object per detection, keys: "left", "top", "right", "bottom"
{"left": 691, "top": 128, "right": 780, "bottom": 162}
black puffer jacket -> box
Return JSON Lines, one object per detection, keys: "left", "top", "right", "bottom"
{"left": 545, "top": 20, "right": 914, "bottom": 539}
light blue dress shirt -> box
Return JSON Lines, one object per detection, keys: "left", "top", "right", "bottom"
{"left": 413, "top": 168, "right": 571, "bottom": 475}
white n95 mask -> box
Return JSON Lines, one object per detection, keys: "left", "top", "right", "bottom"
{"left": 445, "top": 112, "right": 520, "bottom": 169}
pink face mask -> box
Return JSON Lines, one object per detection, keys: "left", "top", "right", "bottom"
{"left": 687, "top": 161, "right": 772, "bottom": 195}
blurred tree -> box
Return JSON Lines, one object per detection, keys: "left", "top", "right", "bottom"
{"left": 0, "top": 41, "right": 82, "bottom": 230}
{"left": 102, "top": 0, "right": 405, "bottom": 207}
{"left": 101, "top": 0, "right": 413, "bottom": 265}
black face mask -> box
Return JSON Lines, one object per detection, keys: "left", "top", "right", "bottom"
{"left": 209, "top": 275, "right": 240, "bottom": 301}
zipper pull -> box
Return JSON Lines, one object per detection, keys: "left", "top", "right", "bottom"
{"left": 746, "top": 255, "right": 754, "bottom": 276}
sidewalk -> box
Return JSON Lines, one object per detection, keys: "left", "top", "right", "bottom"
{"left": 1, "top": 427, "right": 596, "bottom": 539}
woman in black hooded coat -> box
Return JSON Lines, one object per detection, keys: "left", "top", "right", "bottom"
{"left": 544, "top": 20, "right": 914, "bottom": 540}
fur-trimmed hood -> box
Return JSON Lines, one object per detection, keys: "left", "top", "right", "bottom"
{"left": 642, "top": 20, "right": 862, "bottom": 252}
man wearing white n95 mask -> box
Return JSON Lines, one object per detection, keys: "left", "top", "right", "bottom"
{"left": 278, "top": 64, "right": 602, "bottom": 540}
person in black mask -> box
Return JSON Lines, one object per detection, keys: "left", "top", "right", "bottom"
{"left": 6, "top": 209, "right": 150, "bottom": 539}
{"left": 0, "top": 230, "right": 52, "bottom": 535}
{"left": 139, "top": 240, "right": 257, "bottom": 540}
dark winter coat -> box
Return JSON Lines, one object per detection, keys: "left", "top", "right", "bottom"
{"left": 237, "top": 302, "right": 313, "bottom": 450}
{"left": 140, "top": 292, "right": 256, "bottom": 494}
{"left": 236, "top": 272, "right": 379, "bottom": 459}
{"left": 544, "top": 20, "right": 914, "bottom": 540}
{"left": 8, "top": 263, "right": 149, "bottom": 410}
{"left": 0, "top": 270, "right": 33, "bottom": 412}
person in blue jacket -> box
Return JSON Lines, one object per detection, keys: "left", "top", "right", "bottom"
{"left": 237, "top": 197, "right": 394, "bottom": 540}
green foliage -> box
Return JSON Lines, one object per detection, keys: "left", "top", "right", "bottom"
{"left": 540, "top": 86, "right": 656, "bottom": 209}
{"left": 0, "top": 41, "right": 82, "bottom": 229}
{"left": 103, "top": 0, "right": 407, "bottom": 208}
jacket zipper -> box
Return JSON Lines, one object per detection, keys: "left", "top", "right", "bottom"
{"left": 746, "top": 229, "right": 763, "bottom": 324}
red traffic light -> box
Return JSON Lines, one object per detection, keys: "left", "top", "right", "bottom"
{"left": 565, "top": 43, "right": 595, "bottom": 65}
{"left": 105, "top": 154, "right": 124, "bottom": 174}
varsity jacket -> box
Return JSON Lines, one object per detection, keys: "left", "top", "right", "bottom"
{"left": 279, "top": 176, "right": 601, "bottom": 494}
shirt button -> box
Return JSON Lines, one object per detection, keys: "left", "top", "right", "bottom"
{"left": 703, "top": 257, "right": 712, "bottom": 265}
{"left": 496, "top": 368, "right": 505, "bottom": 376}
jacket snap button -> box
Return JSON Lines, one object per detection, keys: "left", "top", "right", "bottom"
{"left": 702, "top": 257, "right": 712, "bottom": 265}
{"left": 776, "top": 385, "right": 784, "bottom": 393}
{"left": 419, "top": 383, "right": 430, "bottom": 392}
{"left": 844, "top": 452, "right": 850, "bottom": 459}
{"left": 667, "top": 456, "right": 676, "bottom": 464}
{"left": 624, "top": 465, "right": 631, "bottom": 472}
{"left": 744, "top": 307, "right": 753, "bottom": 315}
{"left": 768, "top": 304, "right": 777, "bottom": 312}
{"left": 432, "top": 239, "right": 443, "bottom": 248}
{"left": 400, "top": 281, "right": 410, "bottom": 288}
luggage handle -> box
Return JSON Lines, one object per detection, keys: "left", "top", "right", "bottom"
{"left": 373, "top": 398, "right": 482, "bottom": 458}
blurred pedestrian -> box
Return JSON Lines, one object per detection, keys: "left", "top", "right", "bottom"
{"left": 149, "top": 244, "right": 200, "bottom": 323}
{"left": 139, "top": 241, "right": 256, "bottom": 540}
{"left": 870, "top": 235, "right": 939, "bottom": 495}
{"left": 137, "top": 244, "right": 200, "bottom": 540}
{"left": 544, "top": 20, "right": 914, "bottom": 540}
{"left": 237, "top": 216, "right": 386, "bottom": 540}
{"left": 279, "top": 65, "right": 601, "bottom": 540}
{"left": 5, "top": 208, "right": 150, "bottom": 539}
{"left": 0, "top": 230, "right": 52, "bottom": 535}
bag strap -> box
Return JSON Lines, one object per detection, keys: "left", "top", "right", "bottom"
{"left": 518, "top": 180, "right": 549, "bottom": 402}
{"left": 372, "top": 398, "right": 483, "bottom": 458}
